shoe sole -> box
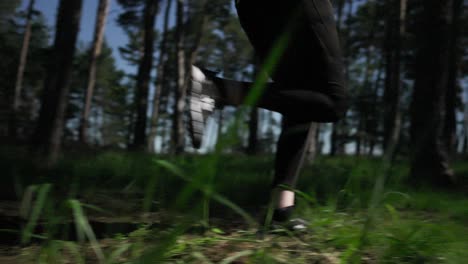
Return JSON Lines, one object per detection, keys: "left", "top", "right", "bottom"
{"left": 188, "top": 77, "right": 204, "bottom": 149}
{"left": 188, "top": 66, "right": 220, "bottom": 149}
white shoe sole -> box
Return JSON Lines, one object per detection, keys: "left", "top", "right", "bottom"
{"left": 188, "top": 66, "right": 217, "bottom": 149}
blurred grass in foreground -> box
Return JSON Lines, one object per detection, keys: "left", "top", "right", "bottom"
{"left": 1, "top": 147, "right": 468, "bottom": 263}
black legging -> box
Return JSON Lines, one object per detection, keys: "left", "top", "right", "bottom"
{"left": 225, "top": 0, "right": 348, "bottom": 187}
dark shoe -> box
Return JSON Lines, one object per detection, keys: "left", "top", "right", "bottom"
{"left": 272, "top": 206, "right": 308, "bottom": 232}
{"left": 282, "top": 218, "right": 308, "bottom": 232}
{"left": 272, "top": 206, "right": 295, "bottom": 222}
{"left": 188, "top": 66, "right": 221, "bottom": 148}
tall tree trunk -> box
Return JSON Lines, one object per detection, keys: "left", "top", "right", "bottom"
{"left": 330, "top": 125, "right": 339, "bottom": 156}
{"left": 355, "top": 119, "right": 363, "bottom": 156}
{"left": 266, "top": 111, "right": 276, "bottom": 154}
{"left": 383, "top": 0, "right": 407, "bottom": 153}
{"left": 172, "top": 0, "right": 208, "bottom": 153}
{"left": 330, "top": 0, "right": 353, "bottom": 156}
{"left": 187, "top": 9, "right": 208, "bottom": 68}
{"left": 305, "top": 123, "right": 319, "bottom": 163}
{"left": 32, "top": 0, "right": 83, "bottom": 166}
{"left": 126, "top": 111, "right": 134, "bottom": 148}
{"left": 247, "top": 107, "right": 259, "bottom": 155}
{"left": 316, "top": 124, "right": 322, "bottom": 155}
{"left": 464, "top": 91, "right": 468, "bottom": 155}
{"left": 443, "top": 0, "right": 463, "bottom": 157}
{"left": 369, "top": 61, "right": 384, "bottom": 156}
{"left": 155, "top": 58, "right": 173, "bottom": 153}
{"left": 356, "top": 48, "right": 373, "bottom": 156}
{"left": 247, "top": 57, "right": 261, "bottom": 155}
{"left": 78, "top": 0, "right": 110, "bottom": 144}
{"left": 410, "top": 0, "right": 454, "bottom": 186}
{"left": 217, "top": 109, "right": 224, "bottom": 147}
{"left": 356, "top": 1, "right": 378, "bottom": 156}
{"left": 132, "top": 0, "right": 159, "bottom": 150}
{"left": 148, "top": 0, "right": 172, "bottom": 152}
{"left": 10, "top": 0, "right": 36, "bottom": 140}
{"left": 463, "top": 127, "right": 467, "bottom": 155}
{"left": 172, "top": 0, "right": 186, "bottom": 154}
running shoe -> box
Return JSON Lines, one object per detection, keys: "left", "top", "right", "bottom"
{"left": 188, "top": 65, "right": 221, "bottom": 149}
{"left": 272, "top": 206, "right": 308, "bottom": 232}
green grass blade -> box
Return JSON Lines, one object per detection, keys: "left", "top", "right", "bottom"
{"left": 143, "top": 174, "right": 158, "bottom": 212}
{"left": 81, "top": 203, "right": 112, "bottom": 215}
{"left": 19, "top": 185, "right": 37, "bottom": 219}
{"left": 384, "top": 204, "right": 400, "bottom": 222}
{"left": 131, "top": 223, "right": 190, "bottom": 263}
{"left": 155, "top": 159, "right": 256, "bottom": 227}
{"left": 68, "top": 199, "right": 105, "bottom": 263}
{"left": 107, "top": 243, "right": 131, "bottom": 264}
{"left": 21, "top": 184, "right": 51, "bottom": 244}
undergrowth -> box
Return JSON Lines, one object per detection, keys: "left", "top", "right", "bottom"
{"left": 1, "top": 147, "right": 468, "bottom": 263}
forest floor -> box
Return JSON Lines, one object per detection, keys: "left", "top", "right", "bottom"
{"left": 1, "top": 149, "right": 468, "bottom": 263}
{"left": 1, "top": 191, "right": 468, "bottom": 263}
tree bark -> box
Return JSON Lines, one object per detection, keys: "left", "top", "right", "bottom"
{"left": 330, "top": 0, "right": 353, "bottom": 156}
{"left": 217, "top": 110, "right": 224, "bottom": 147}
{"left": 172, "top": 0, "right": 208, "bottom": 153}
{"left": 247, "top": 56, "right": 261, "bottom": 155}
{"left": 148, "top": 0, "right": 172, "bottom": 152}
{"left": 32, "top": 0, "right": 83, "bottom": 166}
{"left": 186, "top": 3, "right": 208, "bottom": 68}
{"left": 10, "top": 0, "right": 36, "bottom": 140}
{"left": 464, "top": 93, "right": 468, "bottom": 155}
{"left": 463, "top": 127, "right": 467, "bottom": 155}
{"left": 369, "top": 61, "right": 384, "bottom": 156}
{"left": 410, "top": 0, "right": 454, "bottom": 186}
{"left": 247, "top": 107, "right": 259, "bottom": 155}
{"left": 383, "top": 0, "right": 407, "bottom": 153}
{"left": 356, "top": 1, "right": 378, "bottom": 156}
{"left": 443, "top": 0, "right": 463, "bottom": 157}
{"left": 356, "top": 47, "right": 374, "bottom": 156}
{"left": 78, "top": 0, "right": 110, "bottom": 144}
{"left": 132, "top": 0, "right": 159, "bottom": 150}
{"left": 305, "top": 123, "right": 319, "bottom": 163}
{"left": 172, "top": 0, "right": 187, "bottom": 154}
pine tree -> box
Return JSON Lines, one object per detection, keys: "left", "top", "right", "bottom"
{"left": 67, "top": 43, "right": 126, "bottom": 146}
{"left": 172, "top": 0, "right": 187, "bottom": 154}
{"left": 410, "top": 0, "right": 455, "bottom": 186}
{"left": 331, "top": 0, "right": 354, "bottom": 156}
{"left": 0, "top": 8, "right": 48, "bottom": 142}
{"left": 10, "top": 0, "right": 36, "bottom": 140}
{"left": 148, "top": 0, "right": 172, "bottom": 152}
{"left": 32, "top": 0, "right": 83, "bottom": 166}
{"left": 79, "top": 0, "right": 111, "bottom": 144}
{"left": 383, "top": 0, "right": 407, "bottom": 153}
{"left": 132, "top": 0, "right": 160, "bottom": 150}
{"left": 443, "top": 0, "right": 464, "bottom": 156}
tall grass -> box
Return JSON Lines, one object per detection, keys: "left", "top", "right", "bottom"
{"left": 8, "top": 149, "right": 467, "bottom": 263}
